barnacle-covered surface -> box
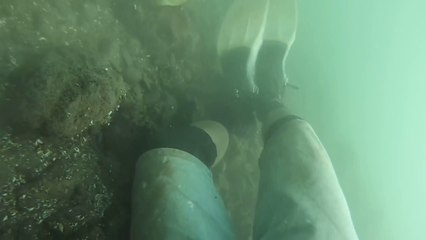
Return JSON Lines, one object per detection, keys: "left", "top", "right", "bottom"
{"left": 0, "top": 132, "right": 111, "bottom": 239}
{"left": 0, "top": 0, "right": 260, "bottom": 239}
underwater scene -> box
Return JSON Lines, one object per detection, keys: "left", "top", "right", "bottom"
{"left": 1, "top": 0, "right": 425, "bottom": 239}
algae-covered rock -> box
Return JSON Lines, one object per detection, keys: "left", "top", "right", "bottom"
{"left": 0, "top": 0, "right": 260, "bottom": 239}
{"left": 0, "top": 0, "right": 130, "bottom": 138}
{"left": 0, "top": 132, "right": 112, "bottom": 239}
{"left": 0, "top": 47, "right": 126, "bottom": 138}
{"left": 0, "top": 0, "right": 124, "bottom": 77}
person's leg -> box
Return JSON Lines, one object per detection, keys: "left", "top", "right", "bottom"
{"left": 253, "top": 109, "right": 359, "bottom": 240}
{"left": 130, "top": 123, "right": 234, "bottom": 240}
{"left": 218, "top": 0, "right": 359, "bottom": 238}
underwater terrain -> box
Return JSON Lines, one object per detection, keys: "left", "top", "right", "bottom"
{"left": 0, "top": 0, "right": 262, "bottom": 239}
{"left": 2, "top": 0, "right": 426, "bottom": 239}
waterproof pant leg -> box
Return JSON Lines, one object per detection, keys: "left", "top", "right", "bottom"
{"left": 131, "top": 148, "right": 234, "bottom": 240}
{"left": 254, "top": 116, "right": 359, "bottom": 240}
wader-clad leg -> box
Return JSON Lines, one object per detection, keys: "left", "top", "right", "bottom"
{"left": 254, "top": 111, "right": 359, "bottom": 240}
{"left": 131, "top": 148, "right": 234, "bottom": 240}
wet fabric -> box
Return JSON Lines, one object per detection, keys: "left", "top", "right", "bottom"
{"left": 254, "top": 119, "right": 359, "bottom": 240}
{"left": 131, "top": 119, "right": 358, "bottom": 240}
{"left": 131, "top": 148, "right": 234, "bottom": 240}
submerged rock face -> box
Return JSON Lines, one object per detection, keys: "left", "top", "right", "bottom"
{"left": 0, "top": 0, "right": 135, "bottom": 137}
{"left": 0, "top": 133, "right": 112, "bottom": 239}
{"left": 1, "top": 47, "right": 126, "bottom": 138}
{"left": 0, "top": 0, "right": 205, "bottom": 238}
{"left": 0, "top": 0, "right": 225, "bottom": 238}
{"left": 0, "top": 0, "right": 260, "bottom": 239}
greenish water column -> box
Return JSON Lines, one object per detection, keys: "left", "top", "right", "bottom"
{"left": 286, "top": 0, "right": 426, "bottom": 239}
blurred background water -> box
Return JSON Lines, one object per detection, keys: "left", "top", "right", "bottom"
{"left": 287, "top": 0, "right": 426, "bottom": 239}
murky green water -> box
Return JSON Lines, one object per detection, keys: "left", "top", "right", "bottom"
{"left": 287, "top": 1, "right": 426, "bottom": 239}
{"left": 0, "top": 0, "right": 425, "bottom": 239}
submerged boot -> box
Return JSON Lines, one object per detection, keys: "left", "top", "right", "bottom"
{"left": 254, "top": 40, "right": 288, "bottom": 118}
{"left": 191, "top": 120, "right": 229, "bottom": 168}
{"left": 153, "top": 121, "right": 229, "bottom": 168}
{"left": 218, "top": 0, "right": 298, "bottom": 121}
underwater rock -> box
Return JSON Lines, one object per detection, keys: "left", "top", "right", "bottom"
{"left": 0, "top": 47, "right": 126, "bottom": 138}
{"left": 0, "top": 132, "right": 112, "bottom": 239}
{"left": 0, "top": 0, "right": 259, "bottom": 239}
